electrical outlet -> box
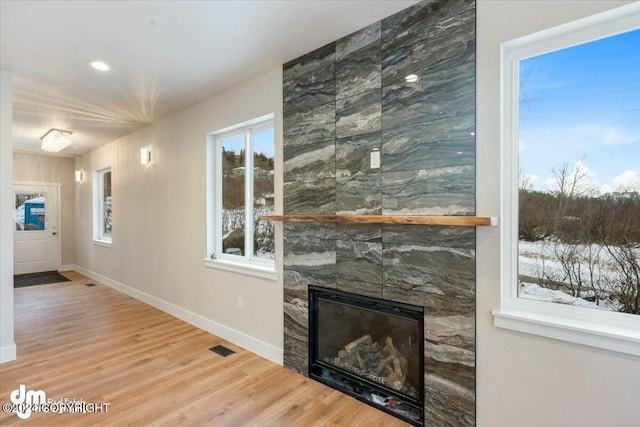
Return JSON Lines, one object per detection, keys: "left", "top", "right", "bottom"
{"left": 237, "top": 297, "right": 244, "bottom": 310}
{"left": 370, "top": 150, "right": 380, "bottom": 169}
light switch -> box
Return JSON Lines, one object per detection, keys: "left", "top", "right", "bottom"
{"left": 370, "top": 150, "right": 380, "bottom": 169}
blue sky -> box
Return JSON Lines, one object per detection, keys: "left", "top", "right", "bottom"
{"left": 519, "top": 28, "right": 640, "bottom": 193}
{"left": 221, "top": 128, "right": 274, "bottom": 158}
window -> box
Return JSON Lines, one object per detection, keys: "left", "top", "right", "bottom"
{"left": 496, "top": 3, "right": 640, "bottom": 355}
{"left": 206, "top": 115, "right": 275, "bottom": 278}
{"left": 15, "top": 193, "right": 46, "bottom": 231}
{"left": 94, "top": 167, "right": 112, "bottom": 244}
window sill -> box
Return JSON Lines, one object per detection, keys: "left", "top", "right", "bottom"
{"left": 92, "top": 239, "right": 112, "bottom": 248}
{"left": 493, "top": 308, "right": 640, "bottom": 356}
{"left": 203, "top": 258, "right": 277, "bottom": 281}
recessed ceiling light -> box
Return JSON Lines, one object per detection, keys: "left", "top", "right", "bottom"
{"left": 405, "top": 74, "right": 419, "bottom": 83}
{"left": 88, "top": 60, "right": 111, "bottom": 71}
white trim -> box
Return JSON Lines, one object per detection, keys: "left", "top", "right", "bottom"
{"left": 207, "top": 115, "right": 275, "bottom": 269}
{"left": 493, "top": 309, "right": 640, "bottom": 357}
{"left": 0, "top": 343, "right": 16, "bottom": 363}
{"left": 211, "top": 113, "right": 274, "bottom": 137}
{"left": 73, "top": 265, "right": 283, "bottom": 365}
{"left": 13, "top": 181, "right": 62, "bottom": 188}
{"left": 92, "top": 239, "right": 112, "bottom": 248}
{"left": 203, "top": 258, "right": 277, "bottom": 281}
{"left": 58, "top": 264, "right": 75, "bottom": 272}
{"left": 497, "top": 2, "right": 640, "bottom": 355}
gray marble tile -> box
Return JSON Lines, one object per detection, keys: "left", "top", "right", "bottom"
{"left": 336, "top": 174, "right": 382, "bottom": 215}
{"left": 382, "top": 60, "right": 475, "bottom": 131}
{"left": 336, "top": 89, "right": 381, "bottom": 139}
{"left": 283, "top": 64, "right": 335, "bottom": 115}
{"left": 284, "top": 222, "right": 337, "bottom": 247}
{"left": 336, "top": 132, "right": 381, "bottom": 178}
{"left": 382, "top": 286, "right": 430, "bottom": 307}
{"left": 422, "top": 293, "right": 475, "bottom": 317}
{"left": 335, "top": 223, "right": 382, "bottom": 242}
{"left": 284, "top": 223, "right": 336, "bottom": 289}
{"left": 424, "top": 296, "right": 475, "bottom": 350}
{"left": 382, "top": 242, "right": 475, "bottom": 299}
{"left": 336, "top": 240, "right": 383, "bottom": 298}
{"left": 284, "top": 42, "right": 335, "bottom": 82}
{"left": 425, "top": 342, "right": 475, "bottom": 388}
{"left": 425, "top": 373, "right": 475, "bottom": 427}
{"left": 336, "top": 43, "right": 381, "bottom": 100}
{"left": 284, "top": 138, "right": 335, "bottom": 182}
{"left": 380, "top": 45, "right": 413, "bottom": 89}
{"left": 334, "top": 23, "right": 382, "bottom": 100}
{"left": 382, "top": 166, "right": 475, "bottom": 215}
{"left": 382, "top": 9, "right": 475, "bottom": 86}
{"left": 383, "top": 225, "right": 475, "bottom": 249}
{"left": 336, "top": 21, "right": 381, "bottom": 62}
{"left": 284, "top": 335, "right": 308, "bottom": 376}
{"left": 381, "top": 113, "right": 475, "bottom": 173}
{"left": 283, "top": 102, "right": 335, "bottom": 148}
{"left": 412, "top": 10, "right": 475, "bottom": 75}
{"left": 284, "top": 289, "right": 308, "bottom": 343}
{"left": 382, "top": 0, "right": 474, "bottom": 56}
{"left": 283, "top": 178, "right": 336, "bottom": 215}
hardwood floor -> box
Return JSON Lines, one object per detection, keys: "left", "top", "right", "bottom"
{"left": 0, "top": 272, "right": 408, "bottom": 426}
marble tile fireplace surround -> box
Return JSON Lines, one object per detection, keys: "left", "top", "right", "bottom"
{"left": 282, "top": 1, "right": 477, "bottom": 425}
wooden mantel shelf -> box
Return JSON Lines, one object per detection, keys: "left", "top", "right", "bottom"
{"left": 259, "top": 215, "right": 498, "bottom": 227}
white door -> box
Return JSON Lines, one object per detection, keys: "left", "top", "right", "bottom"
{"left": 13, "top": 183, "right": 61, "bottom": 274}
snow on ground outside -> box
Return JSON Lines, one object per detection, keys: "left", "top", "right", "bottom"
{"left": 518, "top": 239, "right": 628, "bottom": 311}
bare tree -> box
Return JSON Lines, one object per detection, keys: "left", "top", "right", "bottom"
{"left": 550, "top": 159, "right": 590, "bottom": 218}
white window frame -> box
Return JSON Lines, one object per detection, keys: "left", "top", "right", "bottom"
{"left": 93, "top": 166, "right": 112, "bottom": 246}
{"left": 494, "top": 3, "right": 640, "bottom": 356}
{"left": 204, "top": 114, "right": 276, "bottom": 280}
{"left": 93, "top": 166, "right": 113, "bottom": 246}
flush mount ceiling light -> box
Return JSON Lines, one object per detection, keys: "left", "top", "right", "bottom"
{"left": 405, "top": 74, "right": 419, "bottom": 83}
{"left": 88, "top": 60, "right": 111, "bottom": 71}
{"left": 41, "top": 128, "right": 73, "bottom": 152}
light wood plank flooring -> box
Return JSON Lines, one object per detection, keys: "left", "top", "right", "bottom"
{"left": 0, "top": 272, "right": 408, "bottom": 426}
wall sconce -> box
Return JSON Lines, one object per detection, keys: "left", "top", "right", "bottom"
{"left": 75, "top": 170, "right": 84, "bottom": 182}
{"left": 41, "top": 128, "right": 73, "bottom": 152}
{"left": 140, "top": 147, "right": 151, "bottom": 165}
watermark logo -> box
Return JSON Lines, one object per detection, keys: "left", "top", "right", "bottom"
{"left": 9, "top": 384, "right": 46, "bottom": 420}
{"left": 2, "top": 384, "right": 110, "bottom": 420}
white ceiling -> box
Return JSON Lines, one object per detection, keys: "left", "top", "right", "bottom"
{"left": 1, "top": 0, "right": 418, "bottom": 157}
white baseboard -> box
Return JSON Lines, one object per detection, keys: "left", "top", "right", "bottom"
{"left": 58, "top": 264, "right": 74, "bottom": 272}
{"left": 73, "top": 265, "right": 283, "bottom": 365}
{"left": 0, "top": 343, "right": 16, "bottom": 363}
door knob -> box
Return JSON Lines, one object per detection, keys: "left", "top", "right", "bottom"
{"left": 52, "top": 232, "right": 57, "bottom": 235}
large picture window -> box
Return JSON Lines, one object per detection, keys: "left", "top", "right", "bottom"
{"left": 206, "top": 115, "right": 275, "bottom": 277}
{"left": 497, "top": 3, "right": 640, "bottom": 355}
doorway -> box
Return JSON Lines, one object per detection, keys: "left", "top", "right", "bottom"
{"left": 13, "top": 183, "right": 61, "bottom": 274}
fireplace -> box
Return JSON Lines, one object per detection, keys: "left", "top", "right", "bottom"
{"left": 309, "top": 286, "right": 425, "bottom": 425}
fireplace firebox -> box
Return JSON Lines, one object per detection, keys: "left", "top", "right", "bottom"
{"left": 309, "top": 286, "right": 424, "bottom": 425}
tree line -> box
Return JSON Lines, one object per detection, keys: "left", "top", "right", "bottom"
{"left": 519, "top": 161, "right": 640, "bottom": 314}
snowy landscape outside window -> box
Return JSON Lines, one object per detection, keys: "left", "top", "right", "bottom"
{"left": 209, "top": 116, "right": 275, "bottom": 269}
{"left": 497, "top": 3, "right": 640, "bottom": 356}
{"left": 517, "top": 30, "right": 639, "bottom": 315}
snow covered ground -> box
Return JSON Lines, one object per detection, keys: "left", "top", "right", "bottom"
{"left": 518, "top": 239, "right": 631, "bottom": 311}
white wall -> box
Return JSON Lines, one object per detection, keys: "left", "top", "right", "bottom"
{"left": 75, "top": 67, "right": 284, "bottom": 363}
{"left": 0, "top": 69, "right": 16, "bottom": 363}
{"left": 13, "top": 153, "right": 76, "bottom": 267}
{"left": 476, "top": 1, "right": 640, "bottom": 426}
